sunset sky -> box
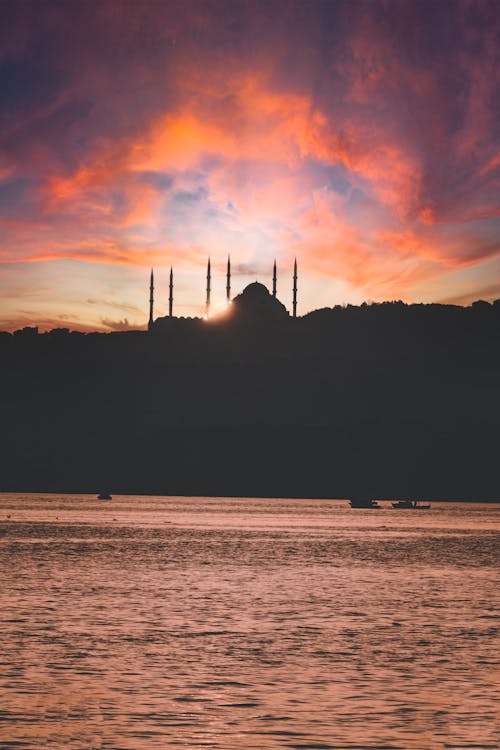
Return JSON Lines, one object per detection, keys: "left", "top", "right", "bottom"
{"left": 0, "top": 0, "right": 499, "bottom": 331}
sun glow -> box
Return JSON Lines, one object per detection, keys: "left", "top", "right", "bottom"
{"left": 205, "top": 304, "right": 234, "bottom": 324}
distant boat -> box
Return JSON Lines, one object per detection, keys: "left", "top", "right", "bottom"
{"left": 97, "top": 492, "right": 112, "bottom": 500}
{"left": 349, "top": 498, "right": 380, "bottom": 509}
{"left": 392, "top": 499, "right": 430, "bottom": 509}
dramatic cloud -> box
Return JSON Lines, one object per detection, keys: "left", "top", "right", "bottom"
{"left": 0, "top": 0, "right": 499, "bottom": 329}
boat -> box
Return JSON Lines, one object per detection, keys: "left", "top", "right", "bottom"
{"left": 392, "top": 499, "right": 430, "bottom": 509}
{"left": 349, "top": 497, "right": 380, "bottom": 509}
{"left": 97, "top": 492, "right": 112, "bottom": 500}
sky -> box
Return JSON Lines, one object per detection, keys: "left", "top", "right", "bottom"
{"left": 0, "top": 0, "right": 499, "bottom": 331}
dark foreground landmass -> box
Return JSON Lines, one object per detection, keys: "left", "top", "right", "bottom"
{"left": 1, "top": 299, "right": 499, "bottom": 500}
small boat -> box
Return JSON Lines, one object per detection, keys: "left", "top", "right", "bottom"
{"left": 97, "top": 492, "right": 112, "bottom": 500}
{"left": 349, "top": 498, "right": 380, "bottom": 509}
{"left": 392, "top": 499, "right": 430, "bottom": 509}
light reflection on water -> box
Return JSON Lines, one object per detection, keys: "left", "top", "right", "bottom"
{"left": 0, "top": 495, "right": 498, "bottom": 749}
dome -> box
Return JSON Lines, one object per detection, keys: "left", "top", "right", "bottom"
{"left": 231, "top": 282, "right": 289, "bottom": 320}
{"left": 239, "top": 282, "right": 271, "bottom": 299}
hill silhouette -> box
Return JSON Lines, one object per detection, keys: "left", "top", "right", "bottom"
{"left": 1, "top": 293, "right": 498, "bottom": 500}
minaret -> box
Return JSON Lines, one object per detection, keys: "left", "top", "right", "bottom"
{"left": 206, "top": 257, "right": 211, "bottom": 318}
{"left": 168, "top": 267, "right": 173, "bottom": 317}
{"left": 272, "top": 259, "right": 277, "bottom": 297}
{"left": 148, "top": 268, "right": 154, "bottom": 331}
{"left": 292, "top": 258, "right": 297, "bottom": 318}
{"left": 226, "top": 255, "right": 231, "bottom": 304}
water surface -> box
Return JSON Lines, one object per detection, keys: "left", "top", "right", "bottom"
{"left": 0, "top": 495, "right": 498, "bottom": 749}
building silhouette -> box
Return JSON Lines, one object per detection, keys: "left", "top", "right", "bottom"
{"left": 293, "top": 258, "right": 298, "bottom": 318}
{"left": 148, "top": 268, "right": 154, "bottom": 331}
{"left": 168, "top": 268, "right": 173, "bottom": 318}
{"left": 148, "top": 259, "right": 297, "bottom": 329}
{"left": 231, "top": 281, "right": 289, "bottom": 321}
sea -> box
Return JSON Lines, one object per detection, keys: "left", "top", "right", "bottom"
{"left": 0, "top": 494, "right": 498, "bottom": 750}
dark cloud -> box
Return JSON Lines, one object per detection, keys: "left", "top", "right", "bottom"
{"left": 101, "top": 317, "right": 139, "bottom": 331}
{"left": 87, "top": 298, "right": 142, "bottom": 315}
{"left": 172, "top": 187, "right": 209, "bottom": 205}
{"left": 140, "top": 171, "right": 174, "bottom": 191}
{"left": 234, "top": 261, "right": 272, "bottom": 276}
{"left": 0, "top": 177, "right": 36, "bottom": 217}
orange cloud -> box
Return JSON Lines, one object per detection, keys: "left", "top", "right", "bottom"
{"left": 0, "top": 237, "right": 183, "bottom": 267}
{"left": 43, "top": 73, "right": 423, "bottom": 231}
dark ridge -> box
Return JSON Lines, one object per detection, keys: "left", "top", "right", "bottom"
{"left": 1, "top": 295, "right": 499, "bottom": 501}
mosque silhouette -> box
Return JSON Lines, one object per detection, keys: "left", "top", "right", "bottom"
{"left": 148, "top": 257, "right": 297, "bottom": 330}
